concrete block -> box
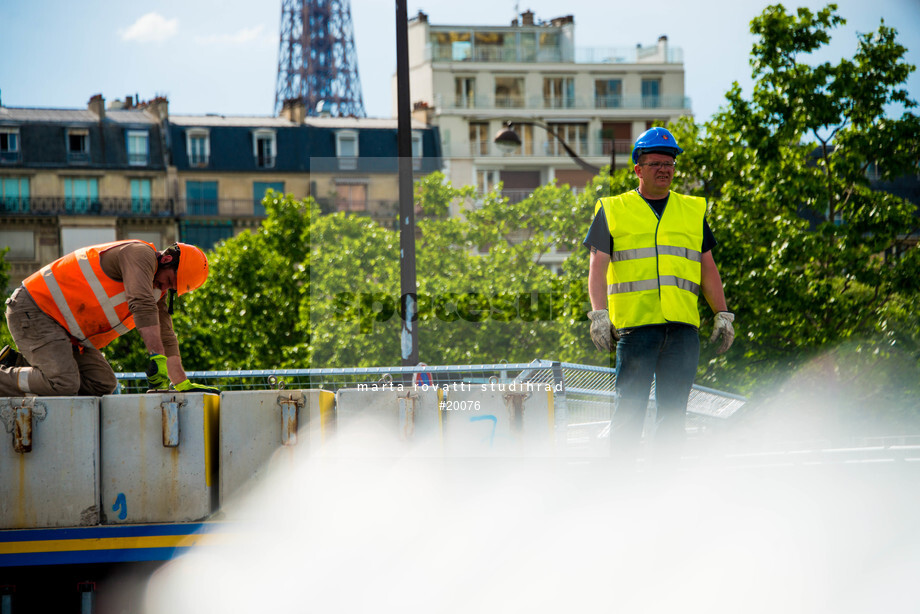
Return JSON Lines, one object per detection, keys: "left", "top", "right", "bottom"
{"left": 0, "top": 397, "right": 100, "bottom": 529}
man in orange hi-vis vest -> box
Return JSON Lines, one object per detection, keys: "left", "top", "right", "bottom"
{"left": 0, "top": 241, "right": 218, "bottom": 396}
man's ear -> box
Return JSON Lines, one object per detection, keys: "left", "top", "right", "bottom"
{"left": 158, "top": 253, "right": 174, "bottom": 266}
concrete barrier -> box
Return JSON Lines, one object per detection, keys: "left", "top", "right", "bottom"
{"left": 441, "top": 383, "right": 555, "bottom": 456}
{"left": 335, "top": 388, "right": 441, "bottom": 450}
{"left": 100, "top": 393, "right": 219, "bottom": 524}
{"left": 219, "top": 389, "right": 334, "bottom": 506}
{"left": 0, "top": 397, "right": 100, "bottom": 529}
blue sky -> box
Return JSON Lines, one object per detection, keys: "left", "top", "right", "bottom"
{"left": 1, "top": 0, "right": 917, "bottom": 123}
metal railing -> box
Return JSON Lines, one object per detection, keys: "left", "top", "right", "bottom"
{"left": 452, "top": 139, "right": 632, "bottom": 159}
{"left": 0, "top": 196, "right": 176, "bottom": 217}
{"left": 437, "top": 93, "right": 691, "bottom": 111}
{"left": 113, "top": 359, "right": 745, "bottom": 428}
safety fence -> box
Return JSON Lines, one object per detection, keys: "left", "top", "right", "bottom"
{"left": 114, "top": 359, "right": 747, "bottom": 428}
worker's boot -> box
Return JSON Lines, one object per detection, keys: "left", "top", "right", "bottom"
{"left": 0, "top": 345, "right": 22, "bottom": 369}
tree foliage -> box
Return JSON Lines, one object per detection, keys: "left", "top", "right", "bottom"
{"left": 668, "top": 3, "right": 920, "bottom": 403}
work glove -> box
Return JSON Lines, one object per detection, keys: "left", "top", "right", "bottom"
{"left": 146, "top": 353, "right": 170, "bottom": 390}
{"left": 710, "top": 311, "right": 735, "bottom": 355}
{"left": 588, "top": 309, "right": 620, "bottom": 352}
{"left": 175, "top": 379, "right": 220, "bottom": 395}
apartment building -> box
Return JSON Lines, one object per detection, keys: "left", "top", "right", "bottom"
{"left": 0, "top": 95, "right": 175, "bottom": 288}
{"left": 0, "top": 95, "right": 442, "bottom": 290}
{"left": 401, "top": 10, "right": 691, "bottom": 201}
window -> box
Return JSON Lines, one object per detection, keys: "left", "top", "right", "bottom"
{"left": 67, "top": 128, "right": 90, "bottom": 163}
{"left": 0, "top": 176, "right": 29, "bottom": 213}
{"left": 186, "top": 129, "right": 210, "bottom": 167}
{"left": 494, "top": 77, "right": 525, "bottom": 108}
{"left": 508, "top": 124, "right": 534, "bottom": 156}
{"left": 602, "top": 122, "right": 631, "bottom": 155}
{"left": 476, "top": 169, "right": 499, "bottom": 195}
{"left": 334, "top": 181, "right": 367, "bottom": 212}
{"left": 180, "top": 220, "right": 233, "bottom": 251}
{"left": 547, "top": 123, "right": 588, "bottom": 157}
{"left": 543, "top": 77, "right": 575, "bottom": 108}
{"left": 185, "top": 180, "right": 218, "bottom": 215}
{"left": 412, "top": 131, "right": 423, "bottom": 170}
{"left": 0, "top": 128, "right": 20, "bottom": 163}
{"left": 595, "top": 79, "right": 623, "bottom": 108}
{"left": 469, "top": 122, "right": 490, "bottom": 155}
{"left": 253, "top": 181, "right": 284, "bottom": 216}
{"left": 127, "top": 130, "right": 149, "bottom": 165}
{"left": 336, "top": 130, "right": 358, "bottom": 170}
{"left": 64, "top": 177, "right": 99, "bottom": 213}
{"left": 0, "top": 230, "right": 35, "bottom": 260}
{"left": 130, "top": 178, "right": 152, "bottom": 214}
{"left": 642, "top": 78, "right": 661, "bottom": 108}
{"left": 455, "top": 77, "right": 476, "bottom": 108}
{"left": 253, "top": 129, "right": 277, "bottom": 168}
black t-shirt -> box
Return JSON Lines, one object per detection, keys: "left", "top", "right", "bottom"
{"left": 583, "top": 191, "right": 717, "bottom": 255}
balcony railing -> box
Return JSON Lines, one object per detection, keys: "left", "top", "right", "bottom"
{"left": 436, "top": 93, "right": 691, "bottom": 111}
{"left": 0, "top": 197, "right": 176, "bottom": 217}
{"left": 0, "top": 150, "right": 21, "bottom": 164}
{"left": 428, "top": 43, "right": 682, "bottom": 64}
{"left": 452, "top": 138, "right": 633, "bottom": 159}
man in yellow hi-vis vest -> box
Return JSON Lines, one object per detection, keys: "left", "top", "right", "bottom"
{"left": 583, "top": 127, "right": 735, "bottom": 464}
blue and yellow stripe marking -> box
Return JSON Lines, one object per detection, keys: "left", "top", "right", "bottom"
{"left": 0, "top": 523, "right": 224, "bottom": 567}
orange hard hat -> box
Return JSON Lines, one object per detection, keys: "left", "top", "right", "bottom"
{"left": 175, "top": 243, "right": 209, "bottom": 295}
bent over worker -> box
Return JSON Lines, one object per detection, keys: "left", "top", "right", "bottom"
{"left": 583, "top": 127, "right": 735, "bottom": 462}
{"left": 0, "top": 241, "right": 218, "bottom": 396}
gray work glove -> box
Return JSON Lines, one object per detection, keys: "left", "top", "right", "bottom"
{"left": 710, "top": 311, "right": 735, "bottom": 355}
{"left": 588, "top": 309, "right": 619, "bottom": 352}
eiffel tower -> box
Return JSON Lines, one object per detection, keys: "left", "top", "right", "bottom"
{"left": 274, "top": 0, "right": 366, "bottom": 117}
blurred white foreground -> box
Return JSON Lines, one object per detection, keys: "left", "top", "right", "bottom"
{"left": 143, "top": 419, "right": 920, "bottom": 614}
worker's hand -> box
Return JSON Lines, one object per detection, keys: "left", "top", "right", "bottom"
{"left": 588, "top": 309, "right": 619, "bottom": 352}
{"left": 710, "top": 311, "right": 735, "bottom": 355}
{"left": 145, "top": 353, "right": 170, "bottom": 390}
{"left": 175, "top": 379, "right": 220, "bottom": 395}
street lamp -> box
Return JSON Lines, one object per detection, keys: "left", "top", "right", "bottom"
{"left": 493, "top": 120, "right": 617, "bottom": 173}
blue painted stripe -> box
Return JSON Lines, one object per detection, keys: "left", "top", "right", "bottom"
{"left": 0, "top": 523, "right": 212, "bottom": 543}
{"left": 0, "top": 547, "right": 194, "bottom": 567}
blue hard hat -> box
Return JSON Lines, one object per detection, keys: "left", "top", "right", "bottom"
{"left": 631, "top": 127, "right": 683, "bottom": 164}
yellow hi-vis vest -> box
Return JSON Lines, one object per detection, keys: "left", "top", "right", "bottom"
{"left": 595, "top": 190, "right": 706, "bottom": 329}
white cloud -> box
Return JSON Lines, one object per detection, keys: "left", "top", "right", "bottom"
{"left": 120, "top": 13, "right": 179, "bottom": 43}
{"left": 194, "top": 25, "right": 267, "bottom": 46}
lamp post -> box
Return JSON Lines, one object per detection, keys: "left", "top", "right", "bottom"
{"left": 395, "top": 0, "right": 419, "bottom": 367}
{"left": 493, "top": 120, "right": 617, "bottom": 173}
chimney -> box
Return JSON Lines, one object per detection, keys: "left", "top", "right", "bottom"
{"left": 88, "top": 94, "right": 105, "bottom": 119}
{"left": 412, "top": 101, "right": 434, "bottom": 125}
{"left": 415, "top": 10, "right": 427, "bottom": 22}
{"left": 280, "top": 97, "right": 306, "bottom": 123}
{"left": 141, "top": 96, "right": 170, "bottom": 121}
{"left": 125, "top": 95, "right": 133, "bottom": 109}
{"left": 521, "top": 10, "right": 534, "bottom": 26}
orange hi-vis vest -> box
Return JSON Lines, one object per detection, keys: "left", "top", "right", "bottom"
{"left": 23, "top": 240, "right": 161, "bottom": 349}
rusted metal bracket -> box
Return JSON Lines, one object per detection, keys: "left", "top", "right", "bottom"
{"left": 277, "top": 393, "right": 305, "bottom": 446}
{"left": 502, "top": 391, "right": 532, "bottom": 436}
{"left": 397, "top": 391, "right": 419, "bottom": 441}
{"left": 0, "top": 398, "right": 48, "bottom": 454}
{"left": 160, "top": 396, "right": 187, "bottom": 448}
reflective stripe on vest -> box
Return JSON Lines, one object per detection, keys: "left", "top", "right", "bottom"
{"left": 23, "top": 240, "right": 156, "bottom": 349}
{"left": 595, "top": 190, "right": 706, "bottom": 329}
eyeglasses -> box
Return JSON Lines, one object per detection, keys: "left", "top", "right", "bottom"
{"left": 638, "top": 161, "right": 677, "bottom": 169}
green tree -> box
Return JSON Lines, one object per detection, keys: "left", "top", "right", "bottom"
{"left": 668, "top": 3, "right": 920, "bottom": 405}
{"left": 0, "top": 247, "right": 12, "bottom": 349}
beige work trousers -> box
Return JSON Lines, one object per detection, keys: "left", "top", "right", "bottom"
{"left": 1, "top": 287, "right": 117, "bottom": 396}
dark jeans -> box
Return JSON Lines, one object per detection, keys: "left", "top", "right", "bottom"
{"left": 611, "top": 323, "right": 700, "bottom": 461}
